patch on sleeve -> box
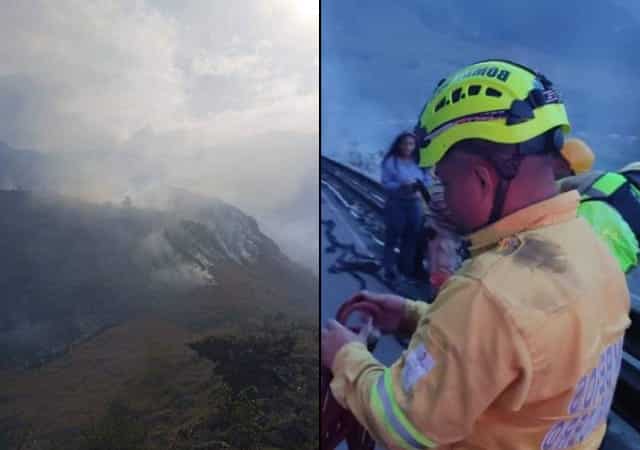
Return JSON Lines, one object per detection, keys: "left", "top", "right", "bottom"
{"left": 402, "top": 343, "right": 436, "bottom": 393}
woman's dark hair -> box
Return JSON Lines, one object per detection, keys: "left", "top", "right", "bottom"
{"left": 382, "top": 132, "right": 418, "bottom": 166}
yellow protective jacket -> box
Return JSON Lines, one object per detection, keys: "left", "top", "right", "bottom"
{"left": 330, "top": 191, "right": 631, "bottom": 450}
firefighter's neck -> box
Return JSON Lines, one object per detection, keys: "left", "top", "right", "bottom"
{"left": 499, "top": 158, "right": 559, "bottom": 218}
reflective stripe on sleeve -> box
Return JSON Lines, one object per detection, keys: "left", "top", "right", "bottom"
{"left": 370, "top": 369, "right": 437, "bottom": 449}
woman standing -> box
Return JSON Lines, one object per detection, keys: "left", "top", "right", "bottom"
{"left": 380, "top": 132, "right": 431, "bottom": 281}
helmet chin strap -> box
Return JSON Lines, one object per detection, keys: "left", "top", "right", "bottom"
{"left": 486, "top": 150, "right": 523, "bottom": 225}
{"left": 488, "top": 177, "right": 512, "bottom": 224}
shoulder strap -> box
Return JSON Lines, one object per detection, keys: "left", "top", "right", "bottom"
{"left": 582, "top": 172, "right": 627, "bottom": 201}
{"left": 620, "top": 169, "right": 640, "bottom": 191}
{"left": 581, "top": 175, "right": 640, "bottom": 241}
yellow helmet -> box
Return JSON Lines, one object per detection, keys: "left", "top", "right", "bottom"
{"left": 416, "top": 59, "right": 571, "bottom": 167}
{"left": 560, "top": 138, "right": 595, "bottom": 174}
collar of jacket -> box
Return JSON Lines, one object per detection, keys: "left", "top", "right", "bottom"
{"left": 466, "top": 190, "right": 580, "bottom": 256}
{"left": 557, "top": 170, "right": 604, "bottom": 194}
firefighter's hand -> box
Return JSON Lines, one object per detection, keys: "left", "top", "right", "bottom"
{"left": 321, "top": 318, "right": 372, "bottom": 370}
{"left": 342, "top": 290, "right": 410, "bottom": 334}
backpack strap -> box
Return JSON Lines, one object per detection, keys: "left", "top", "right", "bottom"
{"left": 620, "top": 168, "right": 640, "bottom": 192}
{"left": 582, "top": 172, "right": 640, "bottom": 240}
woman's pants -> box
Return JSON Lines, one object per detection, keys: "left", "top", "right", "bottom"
{"left": 383, "top": 197, "right": 424, "bottom": 277}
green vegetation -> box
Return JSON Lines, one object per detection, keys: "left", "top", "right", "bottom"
{"left": 0, "top": 189, "right": 318, "bottom": 450}
{"left": 0, "top": 316, "right": 318, "bottom": 450}
{"left": 79, "top": 401, "right": 147, "bottom": 450}
{"left": 180, "top": 316, "right": 319, "bottom": 450}
{"left": 0, "top": 426, "right": 33, "bottom": 450}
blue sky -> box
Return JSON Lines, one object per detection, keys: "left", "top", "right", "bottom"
{"left": 322, "top": 0, "right": 640, "bottom": 170}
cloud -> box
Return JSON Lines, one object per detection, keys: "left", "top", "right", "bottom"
{"left": 0, "top": 0, "right": 319, "bottom": 270}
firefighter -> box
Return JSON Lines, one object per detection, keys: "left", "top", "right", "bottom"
{"left": 321, "top": 59, "right": 631, "bottom": 450}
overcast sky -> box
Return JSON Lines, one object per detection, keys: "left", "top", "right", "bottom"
{"left": 0, "top": 1, "right": 319, "bottom": 271}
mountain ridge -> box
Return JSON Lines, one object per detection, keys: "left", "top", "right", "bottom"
{"left": 0, "top": 173, "right": 316, "bottom": 370}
